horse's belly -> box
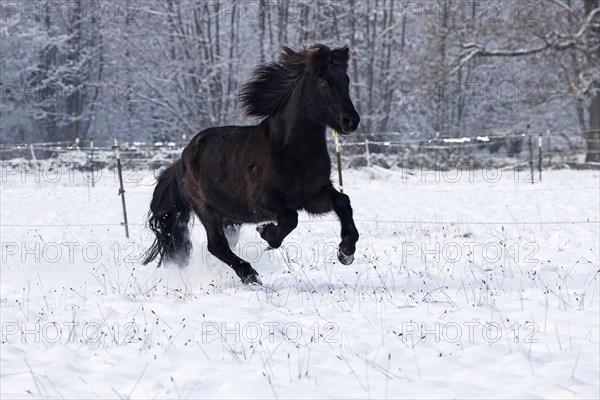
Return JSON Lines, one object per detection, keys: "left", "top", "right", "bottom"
{"left": 282, "top": 181, "right": 331, "bottom": 210}
{"left": 207, "top": 188, "right": 276, "bottom": 223}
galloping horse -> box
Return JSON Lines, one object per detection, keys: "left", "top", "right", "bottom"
{"left": 142, "top": 44, "right": 360, "bottom": 284}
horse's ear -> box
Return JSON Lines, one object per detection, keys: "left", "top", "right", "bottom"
{"left": 309, "top": 45, "right": 331, "bottom": 72}
{"left": 332, "top": 46, "right": 350, "bottom": 70}
{"left": 334, "top": 46, "right": 349, "bottom": 60}
{"left": 280, "top": 46, "right": 298, "bottom": 63}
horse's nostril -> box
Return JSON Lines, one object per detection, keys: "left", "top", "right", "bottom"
{"left": 343, "top": 117, "right": 352, "bottom": 127}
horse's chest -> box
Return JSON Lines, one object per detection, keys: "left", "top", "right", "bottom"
{"left": 278, "top": 159, "right": 330, "bottom": 199}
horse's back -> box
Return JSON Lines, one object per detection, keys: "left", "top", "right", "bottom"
{"left": 179, "top": 122, "right": 334, "bottom": 223}
{"left": 180, "top": 125, "right": 274, "bottom": 222}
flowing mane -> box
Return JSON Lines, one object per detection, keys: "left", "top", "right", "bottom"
{"left": 239, "top": 44, "right": 349, "bottom": 118}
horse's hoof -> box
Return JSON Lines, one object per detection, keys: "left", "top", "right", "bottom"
{"left": 338, "top": 249, "right": 354, "bottom": 265}
{"left": 242, "top": 274, "right": 262, "bottom": 285}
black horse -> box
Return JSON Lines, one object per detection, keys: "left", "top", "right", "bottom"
{"left": 142, "top": 44, "right": 360, "bottom": 284}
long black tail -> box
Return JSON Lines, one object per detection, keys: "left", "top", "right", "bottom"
{"left": 142, "top": 161, "right": 192, "bottom": 267}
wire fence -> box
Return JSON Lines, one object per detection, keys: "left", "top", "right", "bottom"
{"left": 1, "top": 131, "right": 599, "bottom": 170}
{"left": 1, "top": 129, "right": 599, "bottom": 236}
{"left": 1, "top": 128, "right": 599, "bottom": 151}
{"left": 2, "top": 219, "right": 599, "bottom": 228}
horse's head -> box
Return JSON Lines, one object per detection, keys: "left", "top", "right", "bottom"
{"left": 282, "top": 44, "right": 360, "bottom": 135}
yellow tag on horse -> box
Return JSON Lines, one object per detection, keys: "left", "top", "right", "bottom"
{"left": 332, "top": 129, "right": 340, "bottom": 137}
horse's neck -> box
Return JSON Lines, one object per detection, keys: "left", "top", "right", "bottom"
{"left": 274, "top": 77, "right": 328, "bottom": 155}
{"left": 269, "top": 114, "right": 328, "bottom": 157}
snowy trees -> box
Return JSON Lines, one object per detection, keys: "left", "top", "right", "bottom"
{"left": 444, "top": 0, "right": 599, "bottom": 160}
{"left": 0, "top": 0, "right": 598, "bottom": 159}
{"left": 0, "top": 0, "right": 104, "bottom": 144}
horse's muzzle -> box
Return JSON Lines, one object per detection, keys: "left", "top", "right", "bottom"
{"left": 337, "top": 111, "right": 360, "bottom": 134}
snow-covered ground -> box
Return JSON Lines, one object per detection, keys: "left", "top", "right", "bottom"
{"left": 1, "top": 163, "right": 599, "bottom": 399}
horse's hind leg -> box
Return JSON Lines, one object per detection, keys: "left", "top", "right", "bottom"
{"left": 257, "top": 209, "right": 298, "bottom": 249}
{"left": 202, "top": 218, "right": 260, "bottom": 284}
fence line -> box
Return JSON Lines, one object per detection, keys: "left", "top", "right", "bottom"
{"left": 2, "top": 128, "right": 599, "bottom": 239}
{"left": 1, "top": 141, "right": 598, "bottom": 154}
{"left": 351, "top": 126, "right": 600, "bottom": 138}
{"left": 2, "top": 219, "right": 599, "bottom": 228}
{"left": 2, "top": 128, "right": 599, "bottom": 151}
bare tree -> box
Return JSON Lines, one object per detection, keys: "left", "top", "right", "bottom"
{"left": 448, "top": 0, "right": 599, "bottom": 158}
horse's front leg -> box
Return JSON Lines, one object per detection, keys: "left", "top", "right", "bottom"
{"left": 257, "top": 209, "right": 298, "bottom": 249}
{"left": 331, "top": 190, "right": 359, "bottom": 265}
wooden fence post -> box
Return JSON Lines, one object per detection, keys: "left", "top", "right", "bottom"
{"left": 90, "top": 138, "right": 95, "bottom": 188}
{"left": 113, "top": 138, "right": 130, "bottom": 238}
{"left": 365, "top": 139, "right": 371, "bottom": 168}
{"left": 527, "top": 125, "right": 534, "bottom": 184}
{"left": 538, "top": 132, "right": 543, "bottom": 181}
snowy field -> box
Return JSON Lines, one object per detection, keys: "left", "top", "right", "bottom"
{"left": 1, "top": 163, "right": 599, "bottom": 399}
